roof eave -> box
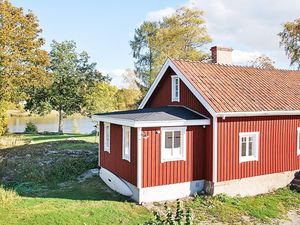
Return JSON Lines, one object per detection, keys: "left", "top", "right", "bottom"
{"left": 91, "top": 115, "right": 210, "bottom": 127}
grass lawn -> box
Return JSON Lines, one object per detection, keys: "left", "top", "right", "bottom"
{"left": 0, "top": 133, "right": 299, "bottom": 224}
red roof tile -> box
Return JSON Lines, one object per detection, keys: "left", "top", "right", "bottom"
{"left": 172, "top": 58, "right": 300, "bottom": 113}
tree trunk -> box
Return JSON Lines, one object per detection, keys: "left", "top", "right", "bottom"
{"left": 58, "top": 108, "right": 63, "bottom": 134}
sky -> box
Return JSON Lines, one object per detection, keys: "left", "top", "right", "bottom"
{"left": 11, "top": 0, "right": 300, "bottom": 87}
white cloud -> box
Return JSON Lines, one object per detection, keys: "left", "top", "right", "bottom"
{"left": 99, "top": 68, "right": 127, "bottom": 88}
{"left": 145, "top": 0, "right": 300, "bottom": 68}
{"left": 146, "top": 7, "right": 175, "bottom": 21}
{"left": 232, "top": 50, "right": 262, "bottom": 65}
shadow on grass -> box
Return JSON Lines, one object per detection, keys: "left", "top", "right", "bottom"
{"left": 13, "top": 177, "right": 131, "bottom": 202}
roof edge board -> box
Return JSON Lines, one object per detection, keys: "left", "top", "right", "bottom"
{"left": 91, "top": 115, "right": 210, "bottom": 128}
{"left": 138, "top": 58, "right": 217, "bottom": 118}
{"left": 217, "top": 110, "right": 300, "bottom": 117}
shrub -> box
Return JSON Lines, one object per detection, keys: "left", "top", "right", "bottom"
{"left": 144, "top": 200, "right": 193, "bottom": 225}
{"left": 24, "top": 122, "right": 38, "bottom": 134}
{"left": 0, "top": 186, "right": 19, "bottom": 206}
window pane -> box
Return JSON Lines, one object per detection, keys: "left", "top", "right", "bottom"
{"left": 105, "top": 125, "right": 110, "bottom": 148}
{"left": 248, "top": 137, "right": 253, "bottom": 156}
{"left": 174, "top": 131, "right": 181, "bottom": 148}
{"left": 125, "top": 129, "right": 130, "bottom": 154}
{"left": 165, "top": 132, "right": 172, "bottom": 149}
{"left": 175, "top": 79, "right": 179, "bottom": 97}
{"left": 241, "top": 142, "right": 247, "bottom": 156}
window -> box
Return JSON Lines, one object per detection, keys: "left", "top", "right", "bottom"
{"left": 297, "top": 128, "right": 300, "bottom": 155}
{"left": 122, "top": 126, "right": 131, "bottom": 162}
{"left": 239, "top": 132, "right": 259, "bottom": 163}
{"left": 104, "top": 123, "right": 110, "bottom": 152}
{"left": 171, "top": 75, "right": 180, "bottom": 102}
{"left": 161, "top": 127, "right": 186, "bottom": 163}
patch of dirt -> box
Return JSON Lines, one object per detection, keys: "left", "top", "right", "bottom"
{"left": 279, "top": 210, "right": 300, "bottom": 225}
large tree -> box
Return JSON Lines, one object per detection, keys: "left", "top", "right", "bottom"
{"left": 130, "top": 7, "right": 211, "bottom": 90}
{"left": 26, "top": 40, "right": 108, "bottom": 133}
{"left": 0, "top": 0, "right": 49, "bottom": 135}
{"left": 248, "top": 55, "right": 275, "bottom": 69}
{"left": 279, "top": 18, "right": 300, "bottom": 69}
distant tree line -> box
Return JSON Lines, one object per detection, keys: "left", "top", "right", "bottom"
{"left": 0, "top": 0, "right": 299, "bottom": 134}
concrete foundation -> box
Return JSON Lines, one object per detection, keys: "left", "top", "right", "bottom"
{"left": 213, "top": 170, "right": 298, "bottom": 197}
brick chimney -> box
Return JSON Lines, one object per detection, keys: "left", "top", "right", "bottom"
{"left": 210, "top": 46, "right": 233, "bottom": 65}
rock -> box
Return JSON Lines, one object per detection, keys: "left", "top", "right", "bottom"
{"left": 77, "top": 168, "right": 99, "bottom": 182}
{"left": 47, "top": 150, "right": 59, "bottom": 155}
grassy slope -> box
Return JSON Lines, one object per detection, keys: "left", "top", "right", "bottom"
{"left": 0, "top": 133, "right": 299, "bottom": 224}
{"left": 0, "top": 133, "right": 152, "bottom": 225}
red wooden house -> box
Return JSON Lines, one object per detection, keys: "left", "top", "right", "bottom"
{"left": 92, "top": 46, "right": 300, "bottom": 203}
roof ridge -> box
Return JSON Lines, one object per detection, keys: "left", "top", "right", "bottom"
{"left": 172, "top": 58, "right": 300, "bottom": 72}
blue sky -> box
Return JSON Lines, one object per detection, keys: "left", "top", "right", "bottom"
{"left": 12, "top": 0, "right": 300, "bottom": 87}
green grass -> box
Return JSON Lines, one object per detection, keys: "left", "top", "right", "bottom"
{"left": 0, "top": 178, "right": 151, "bottom": 225}
{"left": 178, "top": 189, "right": 300, "bottom": 224}
{"left": 0, "top": 133, "right": 299, "bottom": 224}
{"left": 23, "top": 133, "right": 97, "bottom": 144}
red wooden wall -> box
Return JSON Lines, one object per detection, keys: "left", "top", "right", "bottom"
{"left": 99, "top": 122, "right": 137, "bottom": 186}
{"left": 217, "top": 116, "right": 300, "bottom": 182}
{"left": 145, "top": 67, "right": 214, "bottom": 181}
{"left": 142, "top": 126, "right": 207, "bottom": 188}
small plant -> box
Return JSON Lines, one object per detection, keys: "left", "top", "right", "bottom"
{"left": 24, "top": 122, "right": 38, "bottom": 134}
{"left": 0, "top": 186, "right": 19, "bottom": 206}
{"left": 143, "top": 200, "right": 193, "bottom": 225}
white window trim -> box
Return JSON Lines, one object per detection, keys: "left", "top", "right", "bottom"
{"left": 161, "top": 127, "right": 186, "bottom": 163}
{"left": 104, "top": 122, "right": 110, "bottom": 153}
{"left": 239, "top": 132, "right": 259, "bottom": 163}
{"left": 171, "top": 75, "right": 180, "bottom": 102}
{"left": 122, "top": 126, "right": 131, "bottom": 162}
{"left": 297, "top": 127, "right": 300, "bottom": 156}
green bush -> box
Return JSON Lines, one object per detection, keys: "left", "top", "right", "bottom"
{"left": 24, "top": 122, "right": 38, "bottom": 134}
{"left": 15, "top": 156, "right": 98, "bottom": 185}
{"left": 144, "top": 200, "right": 193, "bottom": 225}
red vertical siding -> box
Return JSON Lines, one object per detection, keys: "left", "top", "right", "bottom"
{"left": 145, "top": 67, "right": 214, "bottom": 181}
{"left": 142, "top": 126, "right": 207, "bottom": 188}
{"left": 217, "top": 116, "right": 300, "bottom": 182}
{"left": 99, "top": 122, "right": 137, "bottom": 186}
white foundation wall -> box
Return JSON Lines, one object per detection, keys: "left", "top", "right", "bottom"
{"left": 138, "top": 180, "right": 204, "bottom": 203}
{"left": 213, "top": 170, "right": 298, "bottom": 197}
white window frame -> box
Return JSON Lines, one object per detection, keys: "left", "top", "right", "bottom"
{"left": 239, "top": 132, "right": 259, "bottom": 163}
{"left": 104, "top": 123, "right": 110, "bottom": 153}
{"left": 297, "top": 127, "right": 300, "bottom": 155}
{"left": 122, "top": 126, "right": 131, "bottom": 162}
{"left": 171, "top": 75, "right": 180, "bottom": 102}
{"left": 161, "top": 127, "right": 186, "bottom": 163}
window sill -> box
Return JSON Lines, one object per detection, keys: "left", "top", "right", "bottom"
{"left": 104, "top": 149, "right": 110, "bottom": 153}
{"left": 161, "top": 157, "right": 186, "bottom": 163}
{"left": 171, "top": 98, "right": 180, "bottom": 102}
{"left": 122, "top": 157, "right": 130, "bottom": 162}
{"left": 239, "top": 157, "right": 258, "bottom": 163}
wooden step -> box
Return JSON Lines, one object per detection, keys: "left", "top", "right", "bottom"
{"left": 290, "top": 183, "right": 300, "bottom": 192}
{"left": 291, "top": 178, "right": 300, "bottom": 186}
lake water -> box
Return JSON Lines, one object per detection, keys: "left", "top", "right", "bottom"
{"left": 8, "top": 115, "right": 96, "bottom": 134}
